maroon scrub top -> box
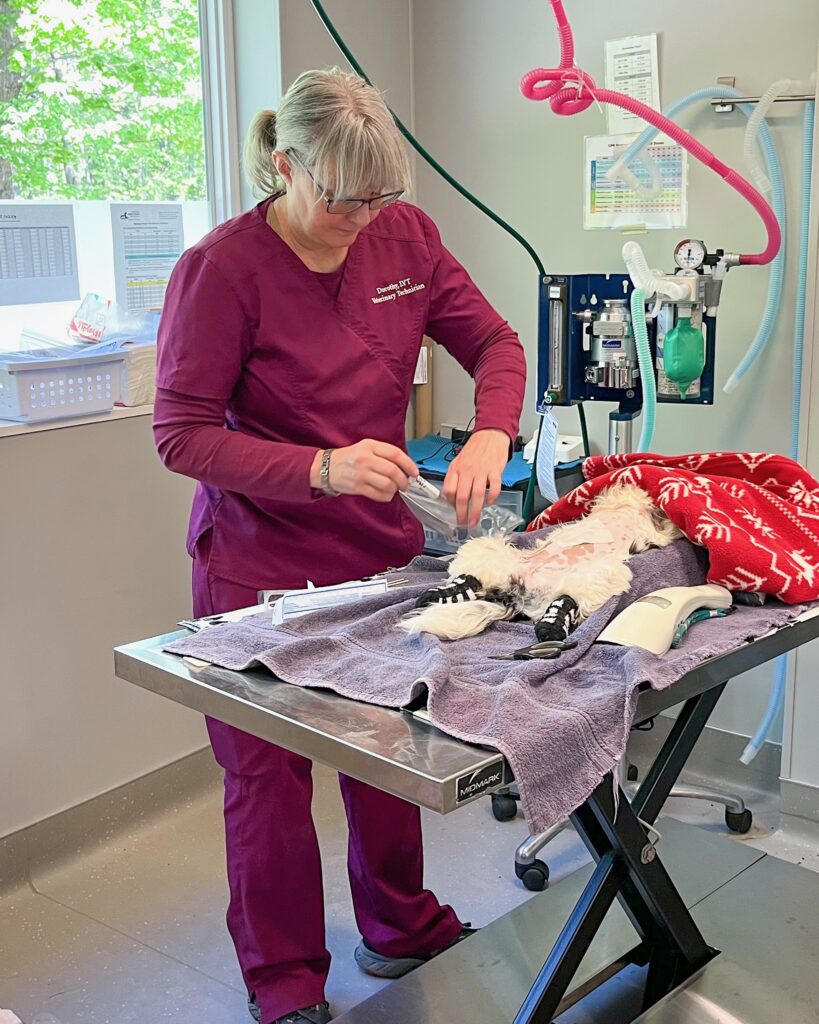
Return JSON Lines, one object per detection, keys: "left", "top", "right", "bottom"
{"left": 154, "top": 199, "right": 526, "bottom": 590}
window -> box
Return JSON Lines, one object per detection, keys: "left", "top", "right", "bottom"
{"left": 0, "top": 0, "right": 213, "bottom": 351}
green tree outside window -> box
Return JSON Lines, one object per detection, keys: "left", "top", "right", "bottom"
{"left": 0, "top": 0, "right": 207, "bottom": 201}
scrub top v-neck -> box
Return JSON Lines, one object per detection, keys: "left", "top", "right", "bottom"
{"left": 154, "top": 197, "right": 526, "bottom": 591}
{"left": 312, "top": 266, "right": 345, "bottom": 301}
{"left": 266, "top": 197, "right": 348, "bottom": 303}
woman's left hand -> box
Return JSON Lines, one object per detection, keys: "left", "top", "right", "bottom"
{"left": 443, "top": 428, "right": 511, "bottom": 527}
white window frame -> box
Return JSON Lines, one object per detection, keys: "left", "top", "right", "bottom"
{"left": 199, "top": 0, "right": 244, "bottom": 225}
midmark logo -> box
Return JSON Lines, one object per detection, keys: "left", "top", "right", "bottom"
{"left": 456, "top": 761, "right": 505, "bottom": 803}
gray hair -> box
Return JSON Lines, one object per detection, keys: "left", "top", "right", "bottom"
{"left": 243, "top": 68, "right": 412, "bottom": 201}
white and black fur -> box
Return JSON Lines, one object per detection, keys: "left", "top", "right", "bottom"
{"left": 401, "top": 484, "right": 681, "bottom": 641}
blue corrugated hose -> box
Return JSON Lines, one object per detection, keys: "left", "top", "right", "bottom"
{"left": 741, "top": 99, "right": 815, "bottom": 765}
{"left": 615, "top": 85, "right": 787, "bottom": 393}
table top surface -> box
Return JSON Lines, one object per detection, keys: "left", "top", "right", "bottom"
{"left": 115, "top": 608, "right": 819, "bottom": 813}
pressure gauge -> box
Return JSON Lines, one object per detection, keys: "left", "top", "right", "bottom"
{"left": 674, "top": 239, "right": 707, "bottom": 271}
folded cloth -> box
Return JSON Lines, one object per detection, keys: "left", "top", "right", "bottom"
{"left": 528, "top": 452, "right": 819, "bottom": 603}
{"left": 165, "top": 540, "right": 811, "bottom": 833}
{"left": 117, "top": 341, "right": 156, "bottom": 406}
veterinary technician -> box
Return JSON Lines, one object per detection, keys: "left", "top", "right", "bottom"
{"left": 153, "top": 68, "right": 526, "bottom": 1024}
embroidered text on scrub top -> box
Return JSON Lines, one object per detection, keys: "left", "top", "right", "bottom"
{"left": 371, "top": 277, "right": 427, "bottom": 303}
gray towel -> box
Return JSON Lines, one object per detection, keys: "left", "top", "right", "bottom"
{"left": 165, "top": 540, "right": 808, "bottom": 832}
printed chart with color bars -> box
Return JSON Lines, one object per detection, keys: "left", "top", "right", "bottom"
{"left": 110, "top": 204, "right": 184, "bottom": 314}
{"left": 122, "top": 222, "right": 179, "bottom": 311}
{"left": 585, "top": 134, "right": 687, "bottom": 230}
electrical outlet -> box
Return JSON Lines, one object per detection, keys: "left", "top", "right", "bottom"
{"left": 440, "top": 422, "right": 467, "bottom": 440}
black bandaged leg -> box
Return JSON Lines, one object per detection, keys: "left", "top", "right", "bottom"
{"left": 414, "top": 574, "right": 483, "bottom": 609}
{"left": 534, "top": 595, "right": 580, "bottom": 643}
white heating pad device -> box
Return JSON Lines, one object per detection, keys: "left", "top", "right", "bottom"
{"left": 596, "top": 584, "right": 733, "bottom": 656}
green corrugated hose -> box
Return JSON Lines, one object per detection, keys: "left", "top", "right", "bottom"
{"left": 308, "top": 0, "right": 545, "bottom": 276}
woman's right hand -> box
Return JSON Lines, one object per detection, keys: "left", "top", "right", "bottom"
{"left": 310, "top": 440, "right": 418, "bottom": 502}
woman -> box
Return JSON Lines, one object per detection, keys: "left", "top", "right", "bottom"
{"left": 154, "top": 68, "right": 526, "bottom": 1024}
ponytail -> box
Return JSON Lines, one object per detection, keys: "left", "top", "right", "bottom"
{"left": 243, "top": 109, "right": 281, "bottom": 197}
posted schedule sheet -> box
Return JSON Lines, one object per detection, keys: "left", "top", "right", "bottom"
{"left": 0, "top": 204, "right": 80, "bottom": 306}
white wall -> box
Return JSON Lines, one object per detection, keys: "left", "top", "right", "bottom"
{"left": 0, "top": 415, "right": 202, "bottom": 839}
{"left": 784, "top": 37, "right": 819, "bottom": 798}
{"left": 277, "top": 0, "right": 414, "bottom": 130}
{"left": 0, "top": 2, "right": 286, "bottom": 840}
{"left": 408, "top": 0, "right": 819, "bottom": 741}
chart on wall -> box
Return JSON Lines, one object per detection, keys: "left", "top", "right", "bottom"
{"left": 604, "top": 34, "right": 661, "bottom": 136}
{"left": 110, "top": 204, "right": 184, "bottom": 313}
{"left": 584, "top": 134, "right": 688, "bottom": 230}
{"left": 0, "top": 204, "right": 80, "bottom": 306}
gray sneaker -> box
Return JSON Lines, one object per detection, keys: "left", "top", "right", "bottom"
{"left": 354, "top": 926, "right": 476, "bottom": 979}
{"left": 248, "top": 997, "right": 332, "bottom": 1024}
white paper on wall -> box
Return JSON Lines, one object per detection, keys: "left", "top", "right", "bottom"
{"left": 605, "top": 33, "right": 661, "bottom": 136}
{"left": 0, "top": 204, "right": 80, "bottom": 306}
{"left": 584, "top": 134, "right": 687, "bottom": 231}
{"left": 111, "top": 203, "right": 184, "bottom": 313}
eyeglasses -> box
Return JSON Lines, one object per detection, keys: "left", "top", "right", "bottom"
{"left": 286, "top": 150, "right": 403, "bottom": 215}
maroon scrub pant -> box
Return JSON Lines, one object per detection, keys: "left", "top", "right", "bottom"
{"left": 193, "top": 558, "right": 463, "bottom": 1022}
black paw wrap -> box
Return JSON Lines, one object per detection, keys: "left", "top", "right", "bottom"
{"left": 534, "top": 595, "right": 580, "bottom": 642}
{"left": 414, "top": 574, "right": 483, "bottom": 609}
{"left": 483, "top": 587, "right": 520, "bottom": 611}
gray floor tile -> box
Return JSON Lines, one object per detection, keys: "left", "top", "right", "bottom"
{"left": 747, "top": 811, "right": 819, "bottom": 870}
{"left": 649, "top": 778, "right": 819, "bottom": 876}
{"left": 0, "top": 886, "right": 246, "bottom": 1024}
{"left": 29, "top": 788, "right": 243, "bottom": 993}
{"left": 21, "top": 763, "right": 549, "bottom": 1020}
{"left": 8, "top": 752, "right": 819, "bottom": 1023}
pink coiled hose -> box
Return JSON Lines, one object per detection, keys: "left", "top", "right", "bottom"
{"left": 520, "top": 0, "right": 781, "bottom": 265}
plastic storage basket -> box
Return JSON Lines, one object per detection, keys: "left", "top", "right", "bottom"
{"left": 0, "top": 350, "right": 125, "bottom": 424}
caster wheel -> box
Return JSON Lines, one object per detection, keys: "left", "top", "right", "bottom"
{"left": 515, "top": 859, "right": 550, "bottom": 891}
{"left": 491, "top": 794, "right": 518, "bottom": 822}
{"left": 627, "top": 764, "right": 639, "bottom": 782}
{"left": 725, "top": 807, "right": 753, "bottom": 834}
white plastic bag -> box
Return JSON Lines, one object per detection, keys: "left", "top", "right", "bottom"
{"left": 63, "top": 294, "right": 158, "bottom": 405}
{"left": 399, "top": 476, "right": 522, "bottom": 542}
{"left": 68, "top": 292, "right": 159, "bottom": 345}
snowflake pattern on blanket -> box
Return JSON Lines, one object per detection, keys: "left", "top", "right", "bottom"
{"left": 527, "top": 452, "right": 819, "bottom": 603}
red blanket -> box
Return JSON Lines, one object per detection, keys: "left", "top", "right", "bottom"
{"left": 528, "top": 452, "right": 819, "bottom": 603}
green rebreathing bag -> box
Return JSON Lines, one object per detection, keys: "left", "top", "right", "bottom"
{"left": 663, "top": 317, "right": 705, "bottom": 398}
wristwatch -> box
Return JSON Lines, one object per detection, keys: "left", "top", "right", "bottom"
{"left": 319, "top": 448, "right": 339, "bottom": 496}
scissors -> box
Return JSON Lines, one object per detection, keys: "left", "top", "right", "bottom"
{"left": 178, "top": 614, "right": 232, "bottom": 632}
{"left": 489, "top": 638, "right": 578, "bottom": 661}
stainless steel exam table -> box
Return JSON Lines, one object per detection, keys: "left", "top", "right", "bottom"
{"left": 115, "top": 609, "right": 819, "bottom": 1024}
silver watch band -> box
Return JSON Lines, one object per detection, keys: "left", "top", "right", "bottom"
{"left": 319, "top": 448, "right": 339, "bottom": 496}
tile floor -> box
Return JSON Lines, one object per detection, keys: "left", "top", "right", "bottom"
{"left": 2, "top": 760, "right": 819, "bottom": 1024}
